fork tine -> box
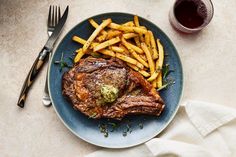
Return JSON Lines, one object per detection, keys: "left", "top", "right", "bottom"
{"left": 58, "top": 6, "right": 61, "bottom": 19}
{"left": 55, "top": 6, "right": 58, "bottom": 25}
{"left": 52, "top": 6, "right": 55, "bottom": 26}
{"left": 47, "top": 5, "right": 52, "bottom": 27}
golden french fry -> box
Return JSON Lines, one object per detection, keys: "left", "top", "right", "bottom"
{"left": 147, "top": 68, "right": 161, "bottom": 82}
{"left": 134, "top": 36, "right": 141, "bottom": 47}
{"left": 72, "top": 36, "right": 86, "bottom": 45}
{"left": 119, "top": 44, "right": 130, "bottom": 55}
{"left": 89, "top": 19, "right": 107, "bottom": 35}
{"left": 156, "top": 72, "right": 162, "bottom": 88}
{"left": 72, "top": 36, "right": 99, "bottom": 50}
{"left": 134, "top": 15, "right": 139, "bottom": 26}
{"left": 156, "top": 39, "right": 164, "bottom": 69}
{"left": 127, "top": 63, "right": 150, "bottom": 77}
{"left": 106, "top": 30, "right": 122, "bottom": 39}
{"left": 96, "top": 34, "right": 107, "bottom": 42}
{"left": 109, "top": 46, "right": 125, "bottom": 53}
{"left": 108, "top": 23, "right": 147, "bottom": 34}
{"left": 127, "top": 63, "right": 139, "bottom": 71}
{"left": 140, "top": 70, "right": 151, "bottom": 77}
{"left": 134, "top": 15, "right": 145, "bottom": 43}
{"left": 98, "top": 49, "right": 115, "bottom": 57}
{"left": 141, "top": 43, "right": 155, "bottom": 75}
{"left": 116, "top": 53, "right": 144, "bottom": 69}
{"left": 140, "top": 54, "right": 147, "bottom": 61}
{"left": 122, "top": 21, "right": 135, "bottom": 27}
{"left": 149, "top": 31, "right": 158, "bottom": 59}
{"left": 83, "top": 18, "right": 112, "bottom": 53}
{"left": 144, "top": 31, "right": 151, "bottom": 48}
{"left": 74, "top": 48, "right": 84, "bottom": 63}
{"left": 126, "top": 42, "right": 143, "bottom": 54}
{"left": 123, "top": 33, "right": 138, "bottom": 39}
{"left": 121, "top": 37, "right": 149, "bottom": 68}
{"left": 93, "top": 37, "right": 120, "bottom": 52}
{"left": 139, "top": 34, "right": 145, "bottom": 42}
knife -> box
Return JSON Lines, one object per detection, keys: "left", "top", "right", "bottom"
{"left": 17, "top": 6, "right": 69, "bottom": 108}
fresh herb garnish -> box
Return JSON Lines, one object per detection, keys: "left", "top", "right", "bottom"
{"left": 122, "top": 131, "right": 127, "bottom": 137}
{"left": 162, "top": 64, "right": 174, "bottom": 79}
{"left": 54, "top": 52, "right": 73, "bottom": 71}
{"left": 108, "top": 122, "right": 118, "bottom": 132}
{"left": 157, "top": 79, "right": 175, "bottom": 91}
{"left": 139, "top": 123, "right": 143, "bottom": 129}
{"left": 98, "top": 123, "right": 109, "bottom": 138}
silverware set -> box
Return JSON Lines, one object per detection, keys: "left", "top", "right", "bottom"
{"left": 17, "top": 5, "right": 69, "bottom": 108}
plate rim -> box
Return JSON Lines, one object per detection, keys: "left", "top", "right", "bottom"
{"left": 48, "top": 12, "right": 184, "bottom": 148}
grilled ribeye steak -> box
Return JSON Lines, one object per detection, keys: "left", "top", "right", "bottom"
{"left": 62, "top": 57, "right": 165, "bottom": 120}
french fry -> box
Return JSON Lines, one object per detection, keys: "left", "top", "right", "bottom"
{"left": 72, "top": 36, "right": 86, "bottom": 45}
{"left": 134, "top": 16, "right": 146, "bottom": 43}
{"left": 123, "top": 33, "right": 138, "bottom": 39}
{"left": 96, "top": 34, "right": 107, "bottom": 42}
{"left": 109, "top": 46, "right": 125, "bottom": 53}
{"left": 108, "top": 23, "right": 147, "bottom": 34}
{"left": 89, "top": 19, "right": 107, "bottom": 35}
{"left": 74, "top": 48, "right": 84, "bottom": 63}
{"left": 93, "top": 37, "right": 120, "bottom": 52}
{"left": 116, "top": 53, "right": 144, "bottom": 69}
{"left": 141, "top": 43, "right": 155, "bottom": 76}
{"left": 152, "top": 80, "right": 157, "bottom": 88}
{"left": 83, "top": 18, "right": 112, "bottom": 53}
{"left": 149, "top": 31, "right": 158, "bottom": 59}
{"left": 98, "top": 49, "right": 115, "bottom": 57}
{"left": 73, "top": 36, "right": 98, "bottom": 50}
{"left": 140, "top": 70, "right": 151, "bottom": 77}
{"left": 72, "top": 36, "right": 98, "bottom": 49}
{"left": 126, "top": 42, "right": 143, "bottom": 54}
{"left": 140, "top": 54, "right": 147, "bottom": 61}
{"left": 147, "top": 68, "right": 161, "bottom": 82}
{"left": 127, "top": 63, "right": 151, "bottom": 77}
{"left": 148, "top": 39, "right": 164, "bottom": 86}
{"left": 119, "top": 44, "right": 130, "bottom": 55}
{"left": 121, "top": 37, "right": 149, "bottom": 68}
{"left": 134, "top": 15, "right": 140, "bottom": 27}
{"left": 122, "top": 21, "right": 135, "bottom": 27}
{"left": 106, "top": 30, "right": 122, "bottom": 39}
{"left": 134, "top": 36, "right": 141, "bottom": 47}
{"left": 144, "top": 31, "right": 151, "bottom": 48}
{"left": 127, "top": 63, "right": 139, "bottom": 71}
{"left": 156, "top": 72, "right": 162, "bottom": 88}
{"left": 156, "top": 39, "right": 164, "bottom": 69}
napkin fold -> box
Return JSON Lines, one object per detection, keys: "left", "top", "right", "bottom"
{"left": 185, "top": 101, "right": 236, "bottom": 136}
{"left": 85, "top": 101, "right": 236, "bottom": 157}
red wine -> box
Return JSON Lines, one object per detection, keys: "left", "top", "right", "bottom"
{"left": 174, "top": 0, "right": 207, "bottom": 28}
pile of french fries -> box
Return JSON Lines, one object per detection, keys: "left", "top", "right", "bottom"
{"left": 72, "top": 16, "right": 164, "bottom": 89}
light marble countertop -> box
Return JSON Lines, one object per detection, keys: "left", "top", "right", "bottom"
{"left": 1, "top": 0, "right": 236, "bottom": 156}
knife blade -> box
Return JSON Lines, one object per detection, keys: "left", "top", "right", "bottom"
{"left": 17, "top": 6, "right": 69, "bottom": 108}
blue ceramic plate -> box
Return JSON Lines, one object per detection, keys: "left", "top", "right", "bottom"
{"left": 48, "top": 12, "right": 183, "bottom": 148}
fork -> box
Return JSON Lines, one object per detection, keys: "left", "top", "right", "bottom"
{"left": 42, "top": 6, "right": 61, "bottom": 107}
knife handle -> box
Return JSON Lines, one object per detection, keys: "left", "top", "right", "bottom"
{"left": 17, "top": 47, "right": 50, "bottom": 108}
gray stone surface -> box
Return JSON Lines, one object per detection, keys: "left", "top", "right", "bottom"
{"left": 0, "top": 0, "right": 236, "bottom": 156}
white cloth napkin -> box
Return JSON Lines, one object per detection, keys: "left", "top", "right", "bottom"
{"left": 85, "top": 101, "right": 236, "bottom": 157}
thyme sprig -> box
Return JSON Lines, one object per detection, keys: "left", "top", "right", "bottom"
{"left": 54, "top": 52, "right": 73, "bottom": 71}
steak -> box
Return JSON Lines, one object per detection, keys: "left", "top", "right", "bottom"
{"left": 62, "top": 57, "right": 165, "bottom": 120}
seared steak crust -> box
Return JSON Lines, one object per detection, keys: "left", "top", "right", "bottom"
{"left": 62, "top": 57, "right": 164, "bottom": 120}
